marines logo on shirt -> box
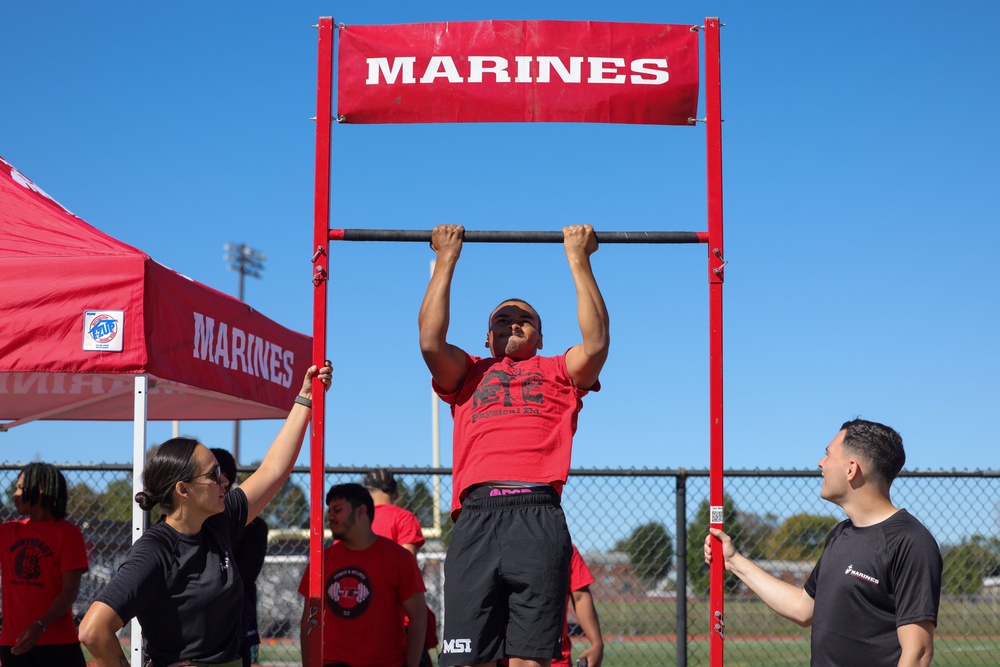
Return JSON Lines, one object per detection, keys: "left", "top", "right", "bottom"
{"left": 326, "top": 566, "right": 372, "bottom": 618}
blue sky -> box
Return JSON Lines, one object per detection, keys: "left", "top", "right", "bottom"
{"left": 1, "top": 1, "right": 997, "bottom": 477}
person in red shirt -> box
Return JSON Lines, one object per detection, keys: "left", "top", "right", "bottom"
{"left": 556, "top": 546, "right": 603, "bottom": 667}
{"left": 363, "top": 469, "right": 425, "bottom": 555}
{"left": 299, "top": 483, "right": 428, "bottom": 667}
{"left": 419, "top": 224, "right": 609, "bottom": 667}
{"left": 363, "top": 469, "right": 439, "bottom": 666}
{"left": 0, "top": 462, "right": 89, "bottom": 667}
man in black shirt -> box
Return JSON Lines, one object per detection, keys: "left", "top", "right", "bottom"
{"left": 705, "top": 419, "right": 942, "bottom": 667}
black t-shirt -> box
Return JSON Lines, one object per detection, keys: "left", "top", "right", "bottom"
{"left": 234, "top": 516, "right": 268, "bottom": 649}
{"left": 804, "top": 509, "right": 942, "bottom": 667}
{"left": 97, "top": 489, "right": 248, "bottom": 664}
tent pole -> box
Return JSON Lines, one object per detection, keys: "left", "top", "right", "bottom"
{"left": 131, "top": 375, "right": 149, "bottom": 667}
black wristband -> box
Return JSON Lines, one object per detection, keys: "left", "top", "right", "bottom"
{"left": 294, "top": 395, "right": 313, "bottom": 409}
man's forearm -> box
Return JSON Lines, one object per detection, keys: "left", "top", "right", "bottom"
{"left": 570, "top": 255, "right": 609, "bottom": 354}
{"left": 726, "top": 553, "right": 814, "bottom": 626}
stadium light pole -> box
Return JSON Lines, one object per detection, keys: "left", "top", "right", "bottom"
{"left": 223, "top": 242, "right": 266, "bottom": 465}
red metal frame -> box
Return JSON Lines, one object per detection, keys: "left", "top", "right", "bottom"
{"left": 312, "top": 16, "right": 725, "bottom": 667}
{"left": 705, "top": 17, "right": 727, "bottom": 667}
{"left": 307, "top": 16, "right": 335, "bottom": 667}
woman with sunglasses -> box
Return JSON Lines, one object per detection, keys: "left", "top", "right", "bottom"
{"left": 79, "top": 362, "right": 332, "bottom": 667}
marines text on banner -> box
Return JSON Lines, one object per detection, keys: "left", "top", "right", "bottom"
{"left": 337, "top": 20, "right": 700, "bottom": 125}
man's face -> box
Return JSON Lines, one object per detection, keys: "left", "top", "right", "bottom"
{"left": 327, "top": 498, "right": 358, "bottom": 540}
{"left": 486, "top": 302, "right": 542, "bottom": 360}
{"left": 818, "top": 430, "right": 853, "bottom": 503}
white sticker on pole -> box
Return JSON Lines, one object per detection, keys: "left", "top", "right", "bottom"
{"left": 83, "top": 310, "right": 124, "bottom": 352}
{"left": 710, "top": 506, "right": 724, "bottom": 524}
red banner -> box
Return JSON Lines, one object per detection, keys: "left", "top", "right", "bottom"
{"left": 337, "top": 20, "right": 700, "bottom": 125}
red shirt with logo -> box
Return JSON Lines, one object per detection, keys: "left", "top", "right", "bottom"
{"left": 298, "top": 536, "right": 425, "bottom": 667}
{"left": 554, "top": 545, "right": 597, "bottom": 667}
{"left": 0, "top": 518, "right": 89, "bottom": 646}
{"left": 434, "top": 352, "right": 597, "bottom": 516}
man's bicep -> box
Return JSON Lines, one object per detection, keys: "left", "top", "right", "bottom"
{"left": 423, "top": 344, "right": 468, "bottom": 394}
{"left": 565, "top": 343, "right": 606, "bottom": 391}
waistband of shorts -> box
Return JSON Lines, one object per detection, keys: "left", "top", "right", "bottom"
{"left": 148, "top": 659, "right": 242, "bottom": 667}
{"left": 461, "top": 483, "right": 560, "bottom": 509}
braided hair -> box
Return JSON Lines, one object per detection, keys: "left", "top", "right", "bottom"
{"left": 19, "top": 463, "right": 69, "bottom": 520}
{"left": 362, "top": 468, "right": 398, "bottom": 497}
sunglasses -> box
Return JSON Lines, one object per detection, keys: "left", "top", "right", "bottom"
{"left": 187, "top": 464, "right": 224, "bottom": 484}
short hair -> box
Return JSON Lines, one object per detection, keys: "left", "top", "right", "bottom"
{"left": 136, "top": 437, "right": 199, "bottom": 512}
{"left": 362, "top": 468, "right": 397, "bottom": 496}
{"left": 840, "top": 418, "right": 905, "bottom": 486}
{"left": 489, "top": 298, "right": 542, "bottom": 334}
{"left": 19, "top": 463, "right": 69, "bottom": 520}
{"left": 326, "top": 483, "right": 375, "bottom": 522}
{"left": 211, "top": 448, "right": 238, "bottom": 488}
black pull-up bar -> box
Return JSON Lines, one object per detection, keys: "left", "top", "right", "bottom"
{"left": 329, "top": 229, "right": 708, "bottom": 244}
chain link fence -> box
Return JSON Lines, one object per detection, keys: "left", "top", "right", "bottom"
{"left": 0, "top": 465, "right": 996, "bottom": 666}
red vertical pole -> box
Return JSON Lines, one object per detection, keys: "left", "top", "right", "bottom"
{"left": 308, "top": 16, "right": 334, "bottom": 667}
{"left": 704, "top": 16, "right": 726, "bottom": 667}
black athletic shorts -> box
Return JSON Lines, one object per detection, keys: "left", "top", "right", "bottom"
{"left": 439, "top": 485, "right": 572, "bottom": 666}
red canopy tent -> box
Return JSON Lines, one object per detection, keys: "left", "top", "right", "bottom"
{"left": 0, "top": 155, "right": 311, "bottom": 428}
{"left": 0, "top": 154, "right": 311, "bottom": 665}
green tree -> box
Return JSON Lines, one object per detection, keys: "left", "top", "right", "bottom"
{"left": 99, "top": 478, "right": 135, "bottom": 522}
{"left": 766, "top": 514, "right": 839, "bottom": 561}
{"left": 942, "top": 535, "right": 1000, "bottom": 595}
{"left": 66, "top": 481, "right": 101, "bottom": 519}
{"left": 614, "top": 522, "right": 675, "bottom": 584}
{"left": 259, "top": 479, "right": 309, "bottom": 529}
{"left": 397, "top": 480, "right": 436, "bottom": 527}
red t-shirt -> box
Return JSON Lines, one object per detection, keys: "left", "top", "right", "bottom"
{"left": 434, "top": 353, "right": 597, "bottom": 515}
{"left": 298, "top": 537, "right": 425, "bottom": 667}
{"left": 371, "top": 503, "right": 425, "bottom": 551}
{"left": 369, "top": 504, "right": 437, "bottom": 648}
{"left": 554, "top": 545, "right": 596, "bottom": 667}
{"left": 0, "top": 518, "right": 89, "bottom": 646}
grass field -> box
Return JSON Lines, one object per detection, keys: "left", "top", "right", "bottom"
{"left": 244, "top": 636, "right": 1000, "bottom": 666}
{"left": 91, "top": 596, "right": 1000, "bottom": 666}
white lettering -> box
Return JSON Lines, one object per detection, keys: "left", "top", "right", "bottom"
{"left": 468, "top": 56, "right": 510, "bottom": 83}
{"left": 587, "top": 57, "right": 626, "bottom": 84}
{"left": 214, "top": 322, "right": 230, "bottom": 368}
{"left": 631, "top": 58, "right": 670, "bottom": 85}
{"left": 365, "top": 57, "right": 416, "bottom": 84}
{"left": 419, "top": 56, "right": 463, "bottom": 83}
{"left": 282, "top": 349, "right": 295, "bottom": 388}
{"left": 536, "top": 56, "right": 582, "bottom": 83}
{"left": 514, "top": 55, "right": 534, "bottom": 82}
{"left": 190, "top": 311, "right": 296, "bottom": 387}
{"left": 193, "top": 313, "right": 215, "bottom": 361}
{"left": 441, "top": 639, "right": 472, "bottom": 654}
{"left": 232, "top": 327, "right": 248, "bottom": 373}
{"left": 364, "top": 55, "right": 672, "bottom": 86}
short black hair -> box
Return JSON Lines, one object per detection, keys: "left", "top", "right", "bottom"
{"left": 840, "top": 418, "right": 906, "bottom": 486}
{"left": 326, "top": 483, "right": 375, "bottom": 521}
{"left": 19, "top": 463, "right": 69, "bottom": 520}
